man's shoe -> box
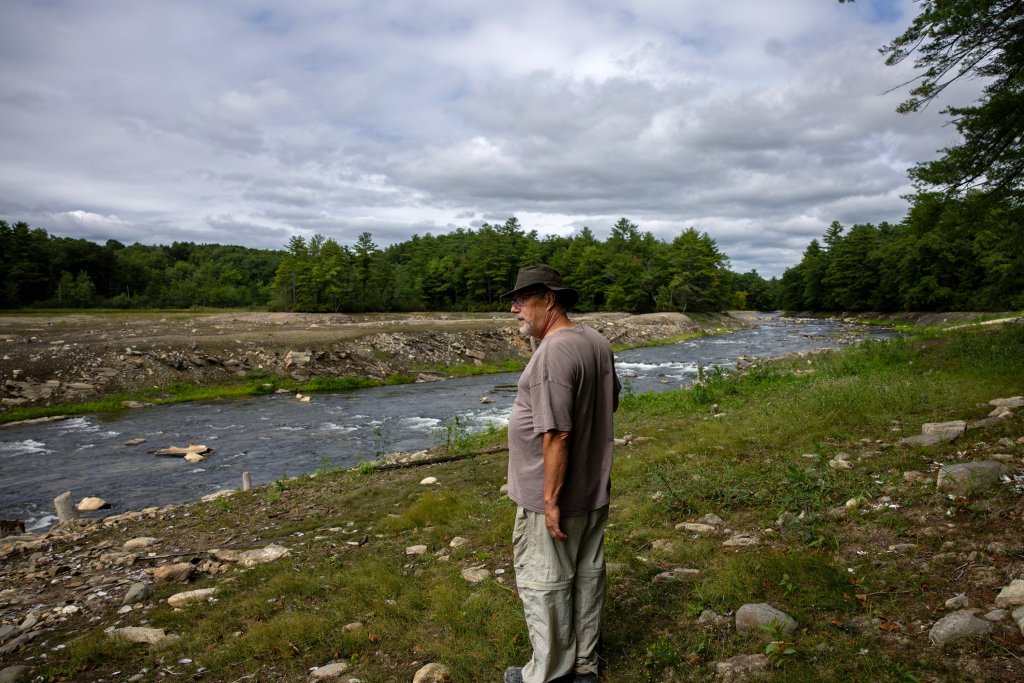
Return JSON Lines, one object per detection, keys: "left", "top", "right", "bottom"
{"left": 504, "top": 666, "right": 524, "bottom": 683}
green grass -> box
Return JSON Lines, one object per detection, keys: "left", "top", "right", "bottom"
{"left": 22, "top": 322, "right": 1024, "bottom": 681}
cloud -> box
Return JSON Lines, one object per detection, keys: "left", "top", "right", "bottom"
{"left": 0, "top": 0, "right": 971, "bottom": 277}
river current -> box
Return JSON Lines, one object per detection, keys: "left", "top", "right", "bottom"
{"left": 0, "top": 314, "right": 891, "bottom": 531}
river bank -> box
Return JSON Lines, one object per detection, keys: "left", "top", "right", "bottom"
{"left": 0, "top": 320, "right": 1021, "bottom": 682}
{"left": 0, "top": 311, "right": 747, "bottom": 419}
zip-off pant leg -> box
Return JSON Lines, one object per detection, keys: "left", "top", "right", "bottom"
{"left": 512, "top": 505, "right": 608, "bottom": 683}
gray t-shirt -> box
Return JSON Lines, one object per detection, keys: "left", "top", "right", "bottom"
{"left": 507, "top": 324, "right": 621, "bottom": 516}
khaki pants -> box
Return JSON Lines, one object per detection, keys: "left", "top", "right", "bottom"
{"left": 512, "top": 504, "right": 608, "bottom": 683}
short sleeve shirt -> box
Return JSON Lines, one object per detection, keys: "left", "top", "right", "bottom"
{"left": 507, "top": 324, "right": 621, "bottom": 515}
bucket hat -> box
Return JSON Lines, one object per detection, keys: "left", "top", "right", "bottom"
{"left": 502, "top": 265, "right": 579, "bottom": 307}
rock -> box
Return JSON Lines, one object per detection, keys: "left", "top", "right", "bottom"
{"left": 722, "top": 534, "right": 759, "bottom": 547}
{"left": 654, "top": 568, "right": 700, "bottom": 582}
{"left": 735, "top": 603, "right": 797, "bottom": 635}
{"left": 697, "top": 609, "right": 730, "bottom": 627}
{"left": 153, "top": 562, "right": 195, "bottom": 584}
{"left": 1013, "top": 606, "right": 1024, "bottom": 637}
{"left": 200, "top": 489, "right": 234, "bottom": 501}
{"left": 155, "top": 444, "right": 210, "bottom": 456}
{"left": 928, "top": 609, "right": 993, "bottom": 645}
{"left": 406, "top": 545, "right": 428, "bottom": 555}
{"left": 900, "top": 433, "right": 948, "bottom": 447}
{"left": 479, "top": 396, "right": 494, "bottom": 404}
{"left": 936, "top": 461, "right": 1010, "bottom": 494}
{"left": 715, "top": 653, "right": 770, "bottom": 682}
{"left": 310, "top": 660, "right": 350, "bottom": 679}
{"left": 0, "top": 665, "right": 30, "bottom": 683}
{"left": 945, "top": 594, "right": 972, "bottom": 610}
{"left": 110, "top": 626, "right": 175, "bottom": 645}
{"left": 461, "top": 566, "right": 490, "bottom": 584}
{"left": 903, "top": 470, "right": 927, "bottom": 484}
{"left": 124, "top": 536, "right": 159, "bottom": 550}
{"left": 284, "top": 350, "right": 311, "bottom": 367}
{"left": 982, "top": 609, "right": 1007, "bottom": 622}
{"left": 449, "top": 536, "right": 469, "bottom": 548}
{"left": 121, "top": 400, "right": 151, "bottom": 409}
{"left": 343, "top": 622, "right": 364, "bottom": 632}
{"left": 675, "top": 522, "right": 716, "bottom": 533}
{"left": 994, "top": 579, "right": 1024, "bottom": 608}
{"left": 76, "top": 496, "right": 110, "bottom": 512}
{"left": 124, "top": 582, "right": 154, "bottom": 605}
{"left": 53, "top": 490, "right": 79, "bottom": 523}
{"left": 184, "top": 453, "right": 205, "bottom": 463}
{"left": 989, "top": 396, "right": 1024, "bottom": 408}
{"left": 167, "top": 587, "right": 218, "bottom": 608}
{"left": 699, "top": 513, "right": 725, "bottom": 526}
{"left": 0, "top": 519, "right": 25, "bottom": 538}
{"left": 651, "top": 538, "right": 673, "bottom": 550}
{"left": 989, "top": 406, "right": 1013, "bottom": 418}
{"left": 124, "top": 437, "right": 147, "bottom": 446}
{"left": 412, "top": 662, "right": 453, "bottom": 682}
{"left": 828, "top": 457, "right": 853, "bottom": 470}
{"left": 922, "top": 420, "right": 967, "bottom": 440}
{"left": 236, "top": 544, "right": 290, "bottom": 567}
{"left": 420, "top": 477, "right": 438, "bottom": 485}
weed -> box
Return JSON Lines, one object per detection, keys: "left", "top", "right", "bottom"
{"left": 432, "top": 415, "right": 470, "bottom": 453}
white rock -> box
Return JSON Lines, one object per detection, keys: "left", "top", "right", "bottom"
{"left": 994, "top": 579, "right": 1024, "bottom": 608}
{"left": 420, "top": 477, "right": 438, "bottom": 485}
{"left": 944, "top": 594, "right": 972, "bottom": 610}
{"left": 675, "top": 522, "right": 716, "bottom": 533}
{"left": 109, "top": 626, "right": 176, "bottom": 645}
{"left": 828, "top": 458, "right": 853, "bottom": 470}
{"left": 310, "top": 660, "right": 350, "bottom": 679}
{"left": 412, "top": 662, "right": 453, "bottom": 682}
{"left": 167, "top": 587, "right": 218, "bottom": 608}
{"left": 722, "top": 534, "right": 759, "bottom": 547}
{"left": 989, "top": 396, "right": 1024, "bottom": 408}
{"left": 76, "top": 496, "right": 109, "bottom": 512}
{"left": 184, "top": 453, "right": 205, "bottom": 463}
{"left": 406, "top": 545, "right": 428, "bottom": 555}
{"left": 1013, "top": 606, "right": 1024, "bottom": 637}
{"left": 937, "top": 461, "right": 1011, "bottom": 494}
{"left": 461, "top": 566, "right": 490, "bottom": 584}
{"left": 237, "top": 544, "right": 290, "bottom": 567}
{"left": 449, "top": 536, "right": 469, "bottom": 548}
{"left": 123, "top": 537, "right": 159, "bottom": 550}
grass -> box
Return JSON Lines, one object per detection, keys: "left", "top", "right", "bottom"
{"left": 15, "top": 322, "right": 1024, "bottom": 681}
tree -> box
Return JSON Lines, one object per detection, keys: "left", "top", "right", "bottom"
{"left": 880, "top": 0, "right": 1024, "bottom": 198}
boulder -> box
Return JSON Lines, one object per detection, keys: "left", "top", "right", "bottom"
{"left": 928, "top": 609, "right": 993, "bottom": 645}
{"left": 936, "top": 461, "right": 1010, "bottom": 494}
{"left": 989, "top": 396, "right": 1024, "bottom": 408}
{"left": 153, "top": 562, "right": 195, "bottom": 584}
{"left": 735, "top": 603, "right": 797, "bottom": 635}
{"left": 124, "top": 536, "right": 159, "bottom": 550}
{"left": 0, "top": 665, "right": 30, "bottom": 683}
{"left": 109, "top": 626, "right": 176, "bottom": 645}
{"left": 167, "top": 587, "right": 217, "bottom": 608}
{"left": 310, "top": 660, "right": 350, "bottom": 679}
{"left": 53, "top": 491, "right": 79, "bottom": 523}
{"left": 124, "top": 582, "right": 153, "bottom": 605}
{"left": 413, "top": 663, "right": 453, "bottom": 682}
{"left": 994, "top": 579, "right": 1024, "bottom": 608}
{"left": 76, "top": 496, "right": 110, "bottom": 512}
{"left": 922, "top": 420, "right": 967, "bottom": 440}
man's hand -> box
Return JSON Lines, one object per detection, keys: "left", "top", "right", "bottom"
{"left": 545, "top": 502, "right": 567, "bottom": 541}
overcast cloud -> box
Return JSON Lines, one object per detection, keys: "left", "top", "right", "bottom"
{"left": 0, "top": 0, "right": 979, "bottom": 276}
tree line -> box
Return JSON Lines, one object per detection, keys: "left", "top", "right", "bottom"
{"left": 0, "top": 217, "right": 774, "bottom": 313}
{"left": 778, "top": 191, "right": 1024, "bottom": 312}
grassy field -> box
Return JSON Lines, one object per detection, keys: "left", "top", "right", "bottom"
{"left": 23, "top": 322, "right": 1024, "bottom": 682}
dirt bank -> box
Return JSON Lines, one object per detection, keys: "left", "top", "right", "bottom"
{"left": 0, "top": 311, "right": 746, "bottom": 411}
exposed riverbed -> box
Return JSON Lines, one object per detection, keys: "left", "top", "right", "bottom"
{"left": 0, "top": 314, "right": 892, "bottom": 531}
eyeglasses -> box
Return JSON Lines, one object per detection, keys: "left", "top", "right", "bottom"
{"left": 511, "top": 291, "right": 543, "bottom": 306}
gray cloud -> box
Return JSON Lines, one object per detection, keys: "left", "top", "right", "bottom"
{"left": 0, "top": 0, "right": 970, "bottom": 277}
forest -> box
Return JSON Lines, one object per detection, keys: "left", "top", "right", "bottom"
{"left": 0, "top": 217, "right": 771, "bottom": 313}
{"left": 2, "top": 188, "right": 1021, "bottom": 315}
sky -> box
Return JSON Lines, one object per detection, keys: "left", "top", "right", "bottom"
{"left": 0, "top": 0, "right": 981, "bottom": 277}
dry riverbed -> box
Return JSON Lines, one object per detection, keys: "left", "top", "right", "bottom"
{"left": 0, "top": 310, "right": 742, "bottom": 412}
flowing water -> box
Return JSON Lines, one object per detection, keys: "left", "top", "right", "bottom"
{"left": 0, "top": 314, "right": 892, "bottom": 531}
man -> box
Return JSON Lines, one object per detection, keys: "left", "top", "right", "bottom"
{"left": 502, "top": 265, "right": 621, "bottom": 683}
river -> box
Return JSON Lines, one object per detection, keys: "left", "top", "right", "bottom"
{"left": 0, "top": 314, "right": 891, "bottom": 531}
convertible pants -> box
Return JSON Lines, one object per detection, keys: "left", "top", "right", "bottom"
{"left": 512, "top": 504, "right": 608, "bottom": 683}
